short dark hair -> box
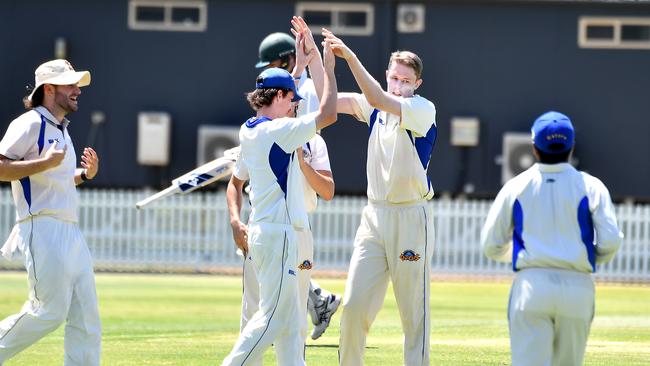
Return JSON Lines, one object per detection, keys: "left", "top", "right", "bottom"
{"left": 245, "top": 88, "right": 289, "bottom": 111}
{"left": 534, "top": 145, "right": 572, "bottom": 164}
{"left": 23, "top": 85, "right": 44, "bottom": 109}
{"left": 388, "top": 51, "right": 423, "bottom": 79}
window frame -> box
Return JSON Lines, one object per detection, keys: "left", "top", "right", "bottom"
{"left": 296, "top": 2, "right": 374, "bottom": 36}
{"left": 128, "top": 0, "right": 207, "bottom": 32}
{"left": 579, "top": 16, "right": 650, "bottom": 49}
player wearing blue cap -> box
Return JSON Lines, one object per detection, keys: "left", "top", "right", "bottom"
{"left": 221, "top": 34, "right": 338, "bottom": 365}
{"left": 481, "top": 111, "right": 624, "bottom": 366}
{"left": 232, "top": 20, "right": 341, "bottom": 357}
{"left": 323, "top": 30, "right": 437, "bottom": 365}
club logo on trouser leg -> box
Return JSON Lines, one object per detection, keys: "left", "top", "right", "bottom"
{"left": 298, "top": 260, "right": 312, "bottom": 270}
{"left": 399, "top": 249, "right": 421, "bottom": 262}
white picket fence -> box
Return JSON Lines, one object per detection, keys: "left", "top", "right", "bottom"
{"left": 0, "top": 188, "right": 649, "bottom": 282}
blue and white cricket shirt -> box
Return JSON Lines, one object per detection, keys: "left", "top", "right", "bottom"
{"left": 481, "top": 163, "right": 623, "bottom": 272}
{"left": 347, "top": 93, "right": 437, "bottom": 203}
{"left": 233, "top": 114, "right": 317, "bottom": 230}
{"left": 0, "top": 106, "right": 78, "bottom": 222}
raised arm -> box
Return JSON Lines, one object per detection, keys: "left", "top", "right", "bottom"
{"left": 292, "top": 16, "right": 324, "bottom": 102}
{"left": 323, "top": 29, "right": 402, "bottom": 116}
{"left": 314, "top": 38, "right": 338, "bottom": 131}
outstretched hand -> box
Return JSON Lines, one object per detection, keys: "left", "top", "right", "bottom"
{"left": 80, "top": 147, "right": 99, "bottom": 179}
{"left": 322, "top": 29, "right": 355, "bottom": 61}
{"left": 294, "top": 31, "right": 314, "bottom": 72}
{"left": 322, "top": 37, "right": 335, "bottom": 71}
{"left": 291, "top": 16, "right": 318, "bottom": 56}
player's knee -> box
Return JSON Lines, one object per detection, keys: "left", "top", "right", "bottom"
{"left": 340, "top": 298, "right": 364, "bottom": 321}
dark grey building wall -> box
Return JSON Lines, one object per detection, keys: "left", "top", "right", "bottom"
{"left": 0, "top": 0, "right": 648, "bottom": 199}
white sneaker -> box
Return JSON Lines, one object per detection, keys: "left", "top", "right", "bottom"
{"left": 310, "top": 293, "right": 341, "bottom": 340}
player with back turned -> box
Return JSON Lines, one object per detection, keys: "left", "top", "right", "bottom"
{"left": 0, "top": 59, "right": 101, "bottom": 365}
{"left": 221, "top": 33, "right": 338, "bottom": 365}
{"left": 481, "top": 111, "right": 623, "bottom": 366}
{"left": 323, "top": 30, "right": 437, "bottom": 365}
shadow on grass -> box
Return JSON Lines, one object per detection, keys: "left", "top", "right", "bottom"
{"left": 307, "top": 344, "right": 378, "bottom": 349}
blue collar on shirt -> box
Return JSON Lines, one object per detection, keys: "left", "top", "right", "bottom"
{"left": 245, "top": 116, "right": 272, "bottom": 128}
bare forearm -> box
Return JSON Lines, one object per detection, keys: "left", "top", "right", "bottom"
{"left": 346, "top": 53, "right": 385, "bottom": 107}
{"left": 315, "top": 67, "right": 338, "bottom": 130}
{"left": 0, "top": 157, "right": 53, "bottom": 182}
{"left": 226, "top": 182, "right": 243, "bottom": 224}
{"left": 308, "top": 52, "right": 325, "bottom": 102}
{"left": 301, "top": 165, "right": 334, "bottom": 200}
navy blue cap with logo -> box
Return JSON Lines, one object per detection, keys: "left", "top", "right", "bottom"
{"left": 255, "top": 67, "right": 302, "bottom": 102}
{"left": 531, "top": 111, "right": 575, "bottom": 154}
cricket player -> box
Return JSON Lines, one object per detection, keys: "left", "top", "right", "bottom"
{"left": 481, "top": 111, "right": 623, "bottom": 366}
{"left": 232, "top": 21, "right": 339, "bottom": 356}
{"left": 0, "top": 59, "right": 101, "bottom": 365}
{"left": 221, "top": 35, "right": 338, "bottom": 365}
{"left": 323, "top": 31, "right": 437, "bottom": 365}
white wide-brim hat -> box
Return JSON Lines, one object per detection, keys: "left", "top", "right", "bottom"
{"left": 28, "top": 59, "right": 91, "bottom": 100}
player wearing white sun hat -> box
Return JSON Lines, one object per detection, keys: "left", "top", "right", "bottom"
{"left": 0, "top": 59, "right": 101, "bottom": 365}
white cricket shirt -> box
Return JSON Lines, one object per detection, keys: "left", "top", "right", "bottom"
{"left": 0, "top": 106, "right": 79, "bottom": 222}
{"left": 301, "top": 134, "right": 331, "bottom": 213}
{"left": 294, "top": 70, "right": 332, "bottom": 213}
{"left": 481, "top": 163, "right": 623, "bottom": 273}
{"left": 296, "top": 70, "right": 318, "bottom": 118}
{"left": 233, "top": 114, "right": 317, "bottom": 229}
{"left": 348, "top": 93, "right": 437, "bottom": 203}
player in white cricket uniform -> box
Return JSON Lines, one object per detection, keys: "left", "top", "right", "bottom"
{"left": 232, "top": 24, "right": 339, "bottom": 365}
{"left": 222, "top": 35, "right": 338, "bottom": 365}
{"left": 323, "top": 31, "right": 437, "bottom": 365}
{"left": 0, "top": 59, "right": 101, "bottom": 365}
{"left": 481, "top": 111, "right": 623, "bottom": 366}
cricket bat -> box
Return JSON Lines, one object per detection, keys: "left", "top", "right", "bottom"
{"left": 135, "top": 146, "right": 240, "bottom": 209}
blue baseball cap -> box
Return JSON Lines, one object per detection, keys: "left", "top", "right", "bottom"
{"left": 531, "top": 111, "right": 575, "bottom": 154}
{"left": 255, "top": 67, "right": 302, "bottom": 102}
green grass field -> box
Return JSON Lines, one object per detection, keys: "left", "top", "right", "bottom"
{"left": 1, "top": 272, "right": 649, "bottom": 365}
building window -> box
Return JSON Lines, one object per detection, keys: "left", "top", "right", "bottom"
{"left": 579, "top": 17, "right": 650, "bottom": 49}
{"left": 296, "top": 2, "right": 374, "bottom": 36}
{"left": 129, "top": 0, "right": 207, "bottom": 32}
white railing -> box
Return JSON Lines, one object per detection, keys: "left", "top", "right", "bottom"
{"left": 0, "top": 188, "right": 648, "bottom": 282}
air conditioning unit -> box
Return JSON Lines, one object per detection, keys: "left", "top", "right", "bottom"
{"left": 197, "top": 125, "right": 239, "bottom": 166}
{"left": 501, "top": 132, "right": 534, "bottom": 184}
{"left": 397, "top": 4, "right": 425, "bottom": 33}
{"left": 137, "top": 112, "right": 171, "bottom": 166}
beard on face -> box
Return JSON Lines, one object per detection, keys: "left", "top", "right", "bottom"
{"left": 54, "top": 90, "right": 78, "bottom": 113}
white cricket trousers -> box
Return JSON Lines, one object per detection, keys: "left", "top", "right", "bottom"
{"left": 339, "top": 201, "right": 434, "bottom": 366}
{"left": 0, "top": 216, "right": 101, "bottom": 365}
{"left": 509, "top": 267, "right": 594, "bottom": 366}
{"left": 222, "top": 222, "right": 304, "bottom": 366}
{"left": 240, "top": 230, "right": 313, "bottom": 366}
